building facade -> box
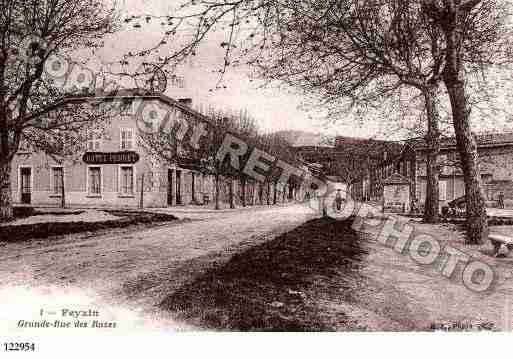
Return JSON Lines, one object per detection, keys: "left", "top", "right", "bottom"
{"left": 350, "top": 132, "right": 513, "bottom": 209}
{"left": 12, "top": 92, "right": 206, "bottom": 208}
{"left": 11, "top": 91, "right": 307, "bottom": 209}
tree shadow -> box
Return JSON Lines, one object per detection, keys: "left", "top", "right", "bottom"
{"left": 159, "top": 217, "right": 367, "bottom": 331}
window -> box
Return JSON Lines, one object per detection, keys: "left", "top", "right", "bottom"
{"left": 52, "top": 167, "right": 63, "bottom": 195}
{"left": 87, "top": 132, "right": 101, "bottom": 151}
{"left": 88, "top": 167, "right": 102, "bottom": 195}
{"left": 119, "top": 166, "right": 134, "bottom": 195}
{"left": 439, "top": 154, "right": 448, "bottom": 174}
{"left": 120, "top": 128, "right": 134, "bottom": 150}
{"left": 439, "top": 181, "right": 447, "bottom": 201}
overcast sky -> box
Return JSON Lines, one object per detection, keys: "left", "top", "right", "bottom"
{"left": 89, "top": 0, "right": 513, "bottom": 141}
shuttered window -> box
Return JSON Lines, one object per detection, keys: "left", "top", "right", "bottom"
{"left": 120, "top": 166, "right": 134, "bottom": 195}
{"left": 88, "top": 167, "right": 101, "bottom": 195}
{"left": 120, "top": 128, "right": 134, "bottom": 150}
{"left": 52, "top": 167, "right": 63, "bottom": 194}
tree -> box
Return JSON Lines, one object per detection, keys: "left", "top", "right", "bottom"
{"left": 235, "top": 110, "right": 260, "bottom": 207}
{"left": 0, "top": 0, "right": 115, "bottom": 220}
{"left": 123, "top": 0, "right": 446, "bottom": 221}
{"left": 421, "top": 0, "right": 511, "bottom": 243}
{"left": 128, "top": 0, "right": 510, "bottom": 239}
{"left": 139, "top": 103, "right": 264, "bottom": 210}
{"left": 257, "top": 131, "right": 298, "bottom": 205}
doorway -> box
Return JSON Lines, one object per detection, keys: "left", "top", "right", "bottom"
{"left": 167, "top": 169, "right": 174, "bottom": 206}
{"left": 20, "top": 167, "right": 32, "bottom": 204}
{"left": 176, "top": 170, "right": 182, "bottom": 205}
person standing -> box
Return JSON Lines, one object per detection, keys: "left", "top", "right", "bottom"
{"left": 498, "top": 191, "right": 505, "bottom": 209}
{"left": 411, "top": 198, "right": 418, "bottom": 214}
{"left": 335, "top": 189, "right": 343, "bottom": 211}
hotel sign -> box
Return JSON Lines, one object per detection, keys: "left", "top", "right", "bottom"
{"left": 82, "top": 151, "right": 140, "bottom": 164}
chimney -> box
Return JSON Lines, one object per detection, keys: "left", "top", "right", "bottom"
{"left": 178, "top": 98, "right": 192, "bottom": 107}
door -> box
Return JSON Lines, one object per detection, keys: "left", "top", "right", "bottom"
{"left": 175, "top": 170, "right": 182, "bottom": 205}
{"left": 20, "top": 167, "right": 32, "bottom": 204}
{"left": 167, "top": 169, "right": 174, "bottom": 206}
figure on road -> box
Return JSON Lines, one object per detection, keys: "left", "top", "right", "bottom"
{"left": 335, "top": 189, "right": 344, "bottom": 211}
{"left": 498, "top": 191, "right": 505, "bottom": 209}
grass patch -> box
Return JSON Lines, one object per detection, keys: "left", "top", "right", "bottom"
{"left": 160, "top": 217, "right": 367, "bottom": 331}
{"left": 12, "top": 206, "right": 37, "bottom": 219}
{"left": 0, "top": 211, "right": 177, "bottom": 243}
{"left": 12, "top": 207, "right": 85, "bottom": 219}
{"left": 403, "top": 213, "right": 513, "bottom": 226}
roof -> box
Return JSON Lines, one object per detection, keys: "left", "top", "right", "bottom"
{"left": 382, "top": 172, "right": 410, "bottom": 185}
{"left": 275, "top": 131, "right": 329, "bottom": 147}
{"left": 325, "top": 175, "right": 345, "bottom": 183}
{"left": 335, "top": 136, "right": 404, "bottom": 161}
{"left": 409, "top": 132, "right": 513, "bottom": 150}
{"left": 25, "top": 88, "right": 212, "bottom": 126}
{"left": 489, "top": 179, "right": 513, "bottom": 185}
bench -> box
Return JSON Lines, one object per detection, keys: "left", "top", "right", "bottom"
{"left": 489, "top": 233, "right": 513, "bottom": 256}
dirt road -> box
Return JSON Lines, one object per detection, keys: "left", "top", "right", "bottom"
{"left": 0, "top": 204, "right": 318, "bottom": 332}
{"left": 1, "top": 204, "right": 513, "bottom": 332}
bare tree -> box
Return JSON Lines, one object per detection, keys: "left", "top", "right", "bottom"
{"left": 0, "top": 0, "right": 115, "bottom": 220}
{"left": 125, "top": 0, "right": 509, "bottom": 240}
{"left": 421, "top": 0, "right": 511, "bottom": 243}
{"left": 120, "top": 0, "right": 448, "bottom": 223}
{"left": 232, "top": 109, "right": 260, "bottom": 207}
{"left": 36, "top": 104, "right": 110, "bottom": 208}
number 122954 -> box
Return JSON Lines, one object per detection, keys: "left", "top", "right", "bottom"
{"left": 3, "top": 342, "right": 36, "bottom": 351}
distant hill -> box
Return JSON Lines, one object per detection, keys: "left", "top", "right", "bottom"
{"left": 274, "top": 130, "right": 332, "bottom": 147}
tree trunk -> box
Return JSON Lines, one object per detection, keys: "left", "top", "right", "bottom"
{"left": 273, "top": 181, "right": 277, "bottom": 205}
{"left": 229, "top": 178, "right": 235, "bottom": 209}
{"left": 423, "top": 86, "right": 440, "bottom": 224}
{"left": 60, "top": 167, "right": 66, "bottom": 209}
{"left": 445, "top": 81, "right": 488, "bottom": 244}
{"left": 191, "top": 172, "right": 196, "bottom": 204}
{"left": 442, "top": 24, "right": 488, "bottom": 244}
{"left": 0, "top": 160, "right": 13, "bottom": 222}
{"left": 241, "top": 177, "right": 246, "bottom": 207}
{"left": 139, "top": 173, "right": 144, "bottom": 209}
{"left": 258, "top": 182, "right": 263, "bottom": 205}
{"left": 215, "top": 173, "right": 220, "bottom": 210}
{"left": 266, "top": 181, "right": 270, "bottom": 205}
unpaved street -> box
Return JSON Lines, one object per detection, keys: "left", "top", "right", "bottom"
{"left": 1, "top": 204, "right": 513, "bottom": 331}
{"left": 0, "top": 204, "right": 318, "bottom": 331}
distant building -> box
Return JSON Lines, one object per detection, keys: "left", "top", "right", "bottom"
{"left": 12, "top": 90, "right": 218, "bottom": 208}
{"left": 12, "top": 90, "right": 303, "bottom": 209}
{"left": 350, "top": 132, "right": 513, "bottom": 209}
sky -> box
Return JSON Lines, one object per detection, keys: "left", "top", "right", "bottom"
{"left": 85, "top": 0, "right": 389, "bottom": 140}
{"left": 88, "top": 0, "right": 513, "bottom": 141}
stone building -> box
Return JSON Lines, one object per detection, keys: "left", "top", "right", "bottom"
{"left": 294, "top": 136, "right": 403, "bottom": 200}
{"left": 350, "top": 132, "right": 513, "bottom": 209}
{"left": 11, "top": 90, "right": 302, "bottom": 209}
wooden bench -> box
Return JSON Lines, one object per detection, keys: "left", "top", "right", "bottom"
{"left": 489, "top": 233, "right": 513, "bottom": 256}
